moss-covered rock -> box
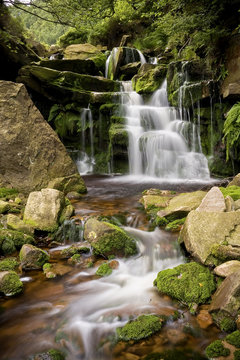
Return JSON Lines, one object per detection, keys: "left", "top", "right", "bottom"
{"left": 63, "top": 43, "right": 101, "bottom": 60}
{"left": 226, "top": 331, "right": 240, "bottom": 348}
{"left": 0, "top": 257, "right": 19, "bottom": 271}
{"left": 116, "top": 314, "right": 164, "bottom": 342}
{"left": 0, "top": 187, "right": 18, "bottom": 200}
{"left": 132, "top": 65, "right": 167, "bottom": 94}
{"left": 60, "top": 244, "right": 90, "bottom": 259}
{"left": 0, "top": 229, "right": 35, "bottom": 255}
{"left": 96, "top": 262, "right": 112, "bottom": 277}
{"left": 157, "top": 191, "right": 206, "bottom": 220}
{"left": 154, "top": 262, "right": 216, "bottom": 308}
{"left": 165, "top": 218, "right": 186, "bottom": 232}
{"left": 0, "top": 200, "right": 10, "bottom": 214}
{"left": 38, "top": 58, "right": 100, "bottom": 76}
{"left": 205, "top": 340, "right": 230, "bottom": 358}
{"left": 109, "top": 123, "right": 128, "bottom": 147}
{"left": 43, "top": 262, "right": 72, "bottom": 279}
{"left": 84, "top": 218, "right": 137, "bottom": 258}
{"left": 7, "top": 214, "right": 34, "bottom": 235}
{"left": 0, "top": 271, "right": 23, "bottom": 296}
{"left": 20, "top": 244, "right": 50, "bottom": 270}
{"left": 28, "top": 348, "right": 65, "bottom": 360}
{"left": 47, "top": 174, "right": 87, "bottom": 194}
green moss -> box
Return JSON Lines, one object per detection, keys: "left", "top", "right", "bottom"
{"left": 226, "top": 330, "right": 240, "bottom": 348}
{"left": 0, "top": 229, "right": 35, "bottom": 251}
{"left": 47, "top": 349, "right": 65, "bottom": 360}
{"left": 110, "top": 115, "right": 125, "bottom": 124}
{"left": 144, "top": 349, "right": 207, "bottom": 360}
{"left": 132, "top": 66, "right": 167, "bottom": 94}
{"left": 205, "top": 340, "right": 230, "bottom": 358}
{"left": 99, "top": 103, "right": 119, "bottom": 116}
{"left": 116, "top": 315, "right": 164, "bottom": 342}
{"left": 109, "top": 123, "right": 128, "bottom": 146}
{"left": 220, "top": 186, "right": 240, "bottom": 201}
{"left": 0, "top": 258, "right": 19, "bottom": 271}
{"left": 155, "top": 216, "right": 169, "bottom": 227}
{"left": 0, "top": 271, "right": 23, "bottom": 296}
{"left": 1, "top": 238, "right": 16, "bottom": 255}
{"left": 96, "top": 263, "right": 112, "bottom": 277}
{"left": 154, "top": 262, "right": 216, "bottom": 308}
{"left": 0, "top": 188, "right": 18, "bottom": 200}
{"left": 43, "top": 263, "right": 52, "bottom": 271}
{"left": 220, "top": 317, "right": 237, "bottom": 333}
{"left": 223, "top": 102, "right": 240, "bottom": 162}
{"left": 165, "top": 218, "right": 186, "bottom": 232}
{"left": 94, "top": 222, "right": 137, "bottom": 258}
{"left": 234, "top": 350, "right": 240, "bottom": 360}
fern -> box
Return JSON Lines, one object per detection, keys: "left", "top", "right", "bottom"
{"left": 223, "top": 103, "right": 240, "bottom": 161}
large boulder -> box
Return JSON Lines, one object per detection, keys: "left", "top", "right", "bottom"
{"left": 63, "top": 43, "right": 101, "bottom": 60}
{"left": 20, "top": 244, "right": 49, "bottom": 270}
{"left": 84, "top": 218, "right": 137, "bottom": 258}
{"left": 0, "top": 81, "right": 85, "bottom": 193}
{"left": 179, "top": 211, "right": 240, "bottom": 265}
{"left": 24, "top": 188, "right": 65, "bottom": 232}
{"left": 157, "top": 191, "right": 206, "bottom": 220}
{"left": 37, "top": 58, "right": 100, "bottom": 76}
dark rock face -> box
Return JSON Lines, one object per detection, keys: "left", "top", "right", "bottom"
{"left": 0, "top": 80, "right": 85, "bottom": 193}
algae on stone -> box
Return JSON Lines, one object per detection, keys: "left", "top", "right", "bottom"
{"left": 20, "top": 244, "right": 50, "bottom": 270}
{"left": 154, "top": 262, "right": 216, "bottom": 308}
{"left": 0, "top": 271, "right": 23, "bottom": 296}
{"left": 205, "top": 340, "right": 230, "bottom": 358}
{"left": 0, "top": 258, "right": 19, "bottom": 271}
{"left": 96, "top": 263, "right": 112, "bottom": 277}
{"left": 220, "top": 186, "right": 240, "bottom": 201}
{"left": 116, "top": 314, "right": 164, "bottom": 342}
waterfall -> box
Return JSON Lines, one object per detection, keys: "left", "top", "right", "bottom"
{"left": 120, "top": 79, "right": 210, "bottom": 180}
{"left": 76, "top": 106, "right": 95, "bottom": 175}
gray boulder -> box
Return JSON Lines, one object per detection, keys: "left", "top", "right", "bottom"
{"left": 179, "top": 210, "right": 240, "bottom": 265}
{"left": 214, "top": 260, "right": 240, "bottom": 277}
{"left": 196, "top": 186, "right": 226, "bottom": 212}
{"left": 24, "top": 188, "right": 65, "bottom": 232}
{"left": 0, "top": 81, "right": 85, "bottom": 193}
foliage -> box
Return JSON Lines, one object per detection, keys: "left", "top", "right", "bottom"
{"left": 220, "top": 186, "right": 240, "bottom": 201}
{"left": 226, "top": 330, "right": 240, "bottom": 348}
{"left": 223, "top": 103, "right": 240, "bottom": 162}
{"left": 57, "top": 28, "right": 88, "bottom": 47}
{"left": 96, "top": 262, "right": 112, "bottom": 276}
{"left": 205, "top": 340, "right": 230, "bottom": 358}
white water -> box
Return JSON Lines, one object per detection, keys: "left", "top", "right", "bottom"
{"left": 120, "top": 80, "right": 210, "bottom": 180}
{"left": 76, "top": 107, "right": 95, "bottom": 174}
{"left": 58, "top": 227, "right": 184, "bottom": 359}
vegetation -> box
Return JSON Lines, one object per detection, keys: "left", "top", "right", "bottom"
{"left": 205, "top": 340, "right": 230, "bottom": 358}
{"left": 223, "top": 103, "right": 240, "bottom": 162}
{"left": 96, "top": 262, "right": 112, "bottom": 276}
{"left": 116, "top": 314, "right": 164, "bottom": 342}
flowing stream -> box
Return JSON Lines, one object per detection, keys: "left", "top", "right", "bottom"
{"left": 0, "top": 176, "right": 220, "bottom": 360}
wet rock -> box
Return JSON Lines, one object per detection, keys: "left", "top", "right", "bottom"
{"left": 7, "top": 214, "right": 34, "bottom": 235}
{"left": 166, "top": 328, "right": 188, "bottom": 345}
{"left": 196, "top": 309, "right": 213, "bottom": 329}
{"left": 84, "top": 218, "right": 137, "bottom": 258}
{"left": 209, "top": 270, "right": 240, "bottom": 318}
{"left": 196, "top": 186, "right": 226, "bottom": 212}
{"left": 43, "top": 262, "right": 72, "bottom": 279}
{"left": 0, "top": 200, "right": 10, "bottom": 214}
{"left": 214, "top": 260, "right": 240, "bottom": 277}
{"left": 28, "top": 348, "right": 65, "bottom": 360}
{"left": 157, "top": 191, "right": 206, "bottom": 220}
{"left": 179, "top": 210, "right": 240, "bottom": 265}
{"left": 60, "top": 244, "right": 90, "bottom": 259}
{"left": 63, "top": 43, "right": 101, "bottom": 60}
{"left": 140, "top": 195, "right": 170, "bottom": 211}
{"left": 0, "top": 81, "right": 84, "bottom": 193}
{"left": 24, "top": 188, "right": 65, "bottom": 232}
{"left": 120, "top": 61, "right": 141, "bottom": 80}
{"left": 116, "top": 315, "right": 164, "bottom": 342}
{"left": 59, "top": 204, "right": 75, "bottom": 224}
{"left": 0, "top": 271, "right": 23, "bottom": 296}
{"left": 20, "top": 244, "right": 50, "bottom": 270}
{"left": 47, "top": 174, "right": 86, "bottom": 195}
{"left": 154, "top": 262, "right": 216, "bottom": 309}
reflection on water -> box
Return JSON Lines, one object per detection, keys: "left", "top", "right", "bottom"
{"left": 0, "top": 176, "right": 220, "bottom": 360}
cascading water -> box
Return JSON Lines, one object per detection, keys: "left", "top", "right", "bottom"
{"left": 120, "top": 80, "right": 210, "bottom": 179}
{"left": 76, "top": 106, "right": 95, "bottom": 174}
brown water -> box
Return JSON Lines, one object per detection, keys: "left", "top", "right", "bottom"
{"left": 0, "top": 175, "right": 221, "bottom": 360}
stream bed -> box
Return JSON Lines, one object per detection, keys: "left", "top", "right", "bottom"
{"left": 0, "top": 175, "right": 221, "bottom": 360}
